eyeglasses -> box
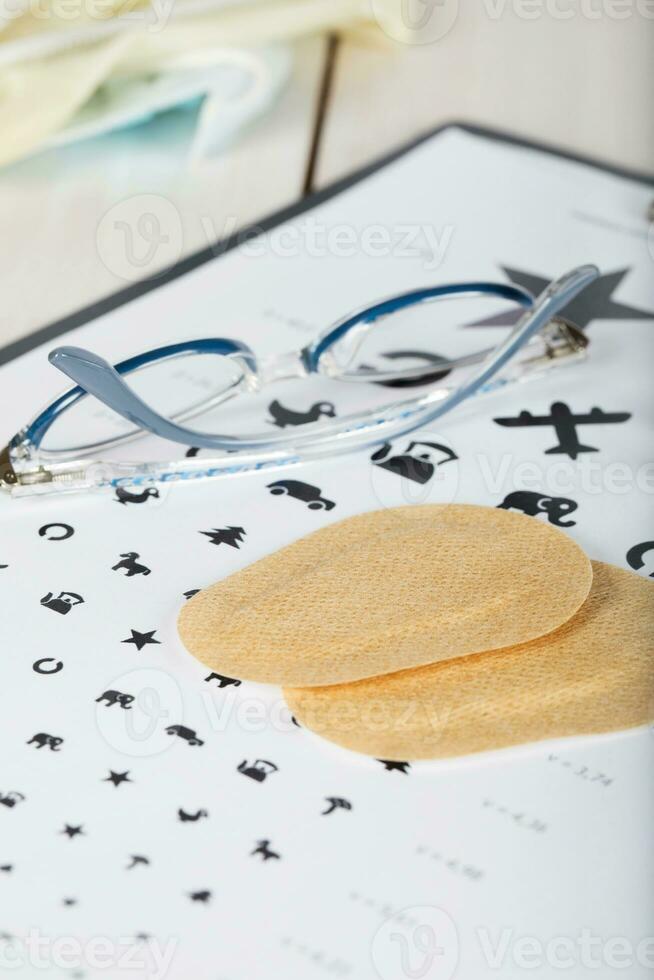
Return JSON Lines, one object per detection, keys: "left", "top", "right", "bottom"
{"left": 0, "top": 265, "right": 596, "bottom": 497}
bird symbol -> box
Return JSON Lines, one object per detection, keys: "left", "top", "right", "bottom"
{"left": 268, "top": 400, "right": 336, "bottom": 428}
{"left": 199, "top": 526, "right": 246, "bottom": 549}
{"left": 322, "top": 797, "right": 353, "bottom": 816}
{"left": 251, "top": 839, "right": 281, "bottom": 861}
{"left": 178, "top": 808, "right": 209, "bottom": 823}
{"left": 115, "top": 487, "right": 160, "bottom": 505}
{"left": 0, "top": 865, "right": 12, "bottom": 872}
{"left": 126, "top": 855, "right": 150, "bottom": 869}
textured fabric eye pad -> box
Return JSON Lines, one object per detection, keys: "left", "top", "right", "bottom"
{"left": 177, "top": 503, "right": 591, "bottom": 686}
{"left": 284, "top": 562, "right": 654, "bottom": 760}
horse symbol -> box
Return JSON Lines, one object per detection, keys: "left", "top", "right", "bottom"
{"left": 112, "top": 553, "right": 151, "bottom": 577}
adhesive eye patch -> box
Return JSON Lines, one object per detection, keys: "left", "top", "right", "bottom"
{"left": 177, "top": 503, "right": 592, "bottom": 686}
{"left": 284, "top": 562, "right": 654, "bottom": 761}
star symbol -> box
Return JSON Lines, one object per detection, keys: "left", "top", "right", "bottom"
{"left": 377, "top": 759, "right": 411, "bottom": 773}
{"left": 121, "top": 629, "right": 161, "bottom": 651}
{"left": 469, "top": 266, "right": 654, "bottom": 330}
{"left": 103, "top": 770, "right": 132, "bottom": 787}
{"left": 61, "top": 824, "right": 84, "bottom": 838}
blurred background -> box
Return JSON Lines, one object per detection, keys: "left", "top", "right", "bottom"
{"left": 1, "top": 0, "right": 652, "bottom": 347}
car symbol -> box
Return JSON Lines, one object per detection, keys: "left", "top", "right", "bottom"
{"left": 267, "top": 480, "right": 335, "bottom": 511}
{"left": 165, "top": 724, "right": 204, "bottom": 746}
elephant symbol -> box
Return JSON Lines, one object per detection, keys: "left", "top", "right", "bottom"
{"left": 112, "top": 552, "right": 151, "bottom": 577}
{"left": 95, "top": 689, "right": 134, "bottom": 709}
{"left": 497, "top": 490, "right": 578, "bottom": 527}
{"left": 27, "top": 732, "right": 63, "bottom": 751}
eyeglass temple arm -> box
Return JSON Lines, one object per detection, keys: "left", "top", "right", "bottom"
{"left": 47, "top": 265, "right": 599, "bottom": 452}
{"left": 47, "top": 348, "right": 249, "bottom": 451}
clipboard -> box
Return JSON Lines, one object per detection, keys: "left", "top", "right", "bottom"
{"left": 0, "top": 124, "right": 652, "bottom": 980}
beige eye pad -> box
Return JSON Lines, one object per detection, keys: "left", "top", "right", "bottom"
{"left": 285, "top": 562, "right": 654, "bottom": 760}
{"left": 178, "top": 503, "right": 591, "bottom": 686}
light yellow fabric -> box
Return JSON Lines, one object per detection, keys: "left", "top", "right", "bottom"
{"left": 178, "top": 503, "right": 592, "bottom": 686}
{"left": 0, "top": 0, "right": 377, "bottom": 167}
{"left": 285, "top": 562, "right": 654, "bottom": 761}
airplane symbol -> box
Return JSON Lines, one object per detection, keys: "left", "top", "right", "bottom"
{"left": 494, "top": 401, "right": 631, "bottom": 459}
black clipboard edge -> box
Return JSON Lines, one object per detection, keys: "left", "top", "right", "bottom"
{"left": 2, "top": 121, "right": 652, "bottom": 368}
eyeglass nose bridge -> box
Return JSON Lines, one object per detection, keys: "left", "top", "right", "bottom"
{"left": 256, "top": 349, "right": 310, "bottom": 387}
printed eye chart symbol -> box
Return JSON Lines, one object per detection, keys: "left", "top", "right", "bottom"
{"left": 0, "top": 128, "right": 652, "bottom": 980}
{"left": 112, "top": 552, "right": 151, "bottom": 577}
{"left": 368, "top": 350, "right": 451, "bottom": 388}
{"left": 251, "top": 840, "right": 281, "bottom": 862}
{"left": 199, "top": 526, "right": 247, "bottom": 548}
{"left": 497, "top": 490, "right": 578, "bottom": 527}
{"left": 237, "top": 759, "right": 279, "bottom": 783}
{"left": 178, "top": 808, "right": 209, "bottom": 823}
{"left": 267, "top": 479, "right": 336, "bottom": 510}
{"left": 38, "top": 523, "right": 75, "bottom": 540}
{"left": 626, "top": 541, "right": 654, "bottom": 578}
{"left": 114, "top": 487, "right": 160, "bottom": 505}
{"left": 322, "top": 797, "right": 353, "bottom": 816}
{"left": 40, "top": 591, "right": 85, "bottom": 615}
{"left": 268, "top": 399, "right": 336, "bottom": 427}
{"left": 494, "top": 402, "right": 631, "bottom": 459}
{"left": 371, "top": 440, "right": 458, "bottom": 484}
{"left": 204, "top": 672, "right": 241, "bottom": 688}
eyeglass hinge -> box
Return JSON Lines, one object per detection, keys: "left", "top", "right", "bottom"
{"left": 0, "top": 444, "right": 18, "bottom": 490}
{"left": 542, "top": 317, "right": 588, "bottom": 357}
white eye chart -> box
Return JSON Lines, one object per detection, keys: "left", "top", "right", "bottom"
{"left": 0, "top": 126, "right": 653, "bottom": 980}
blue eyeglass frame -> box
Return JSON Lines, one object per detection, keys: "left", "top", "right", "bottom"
{"left": 1, "top": 266, "right": 598, "bottom": 493}
{"left": 26, "top": 281, "right": 537, "bottom": 452}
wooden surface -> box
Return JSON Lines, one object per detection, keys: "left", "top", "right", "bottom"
{"left": 1, "top": 12, "right": 653, "bottom": 348}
